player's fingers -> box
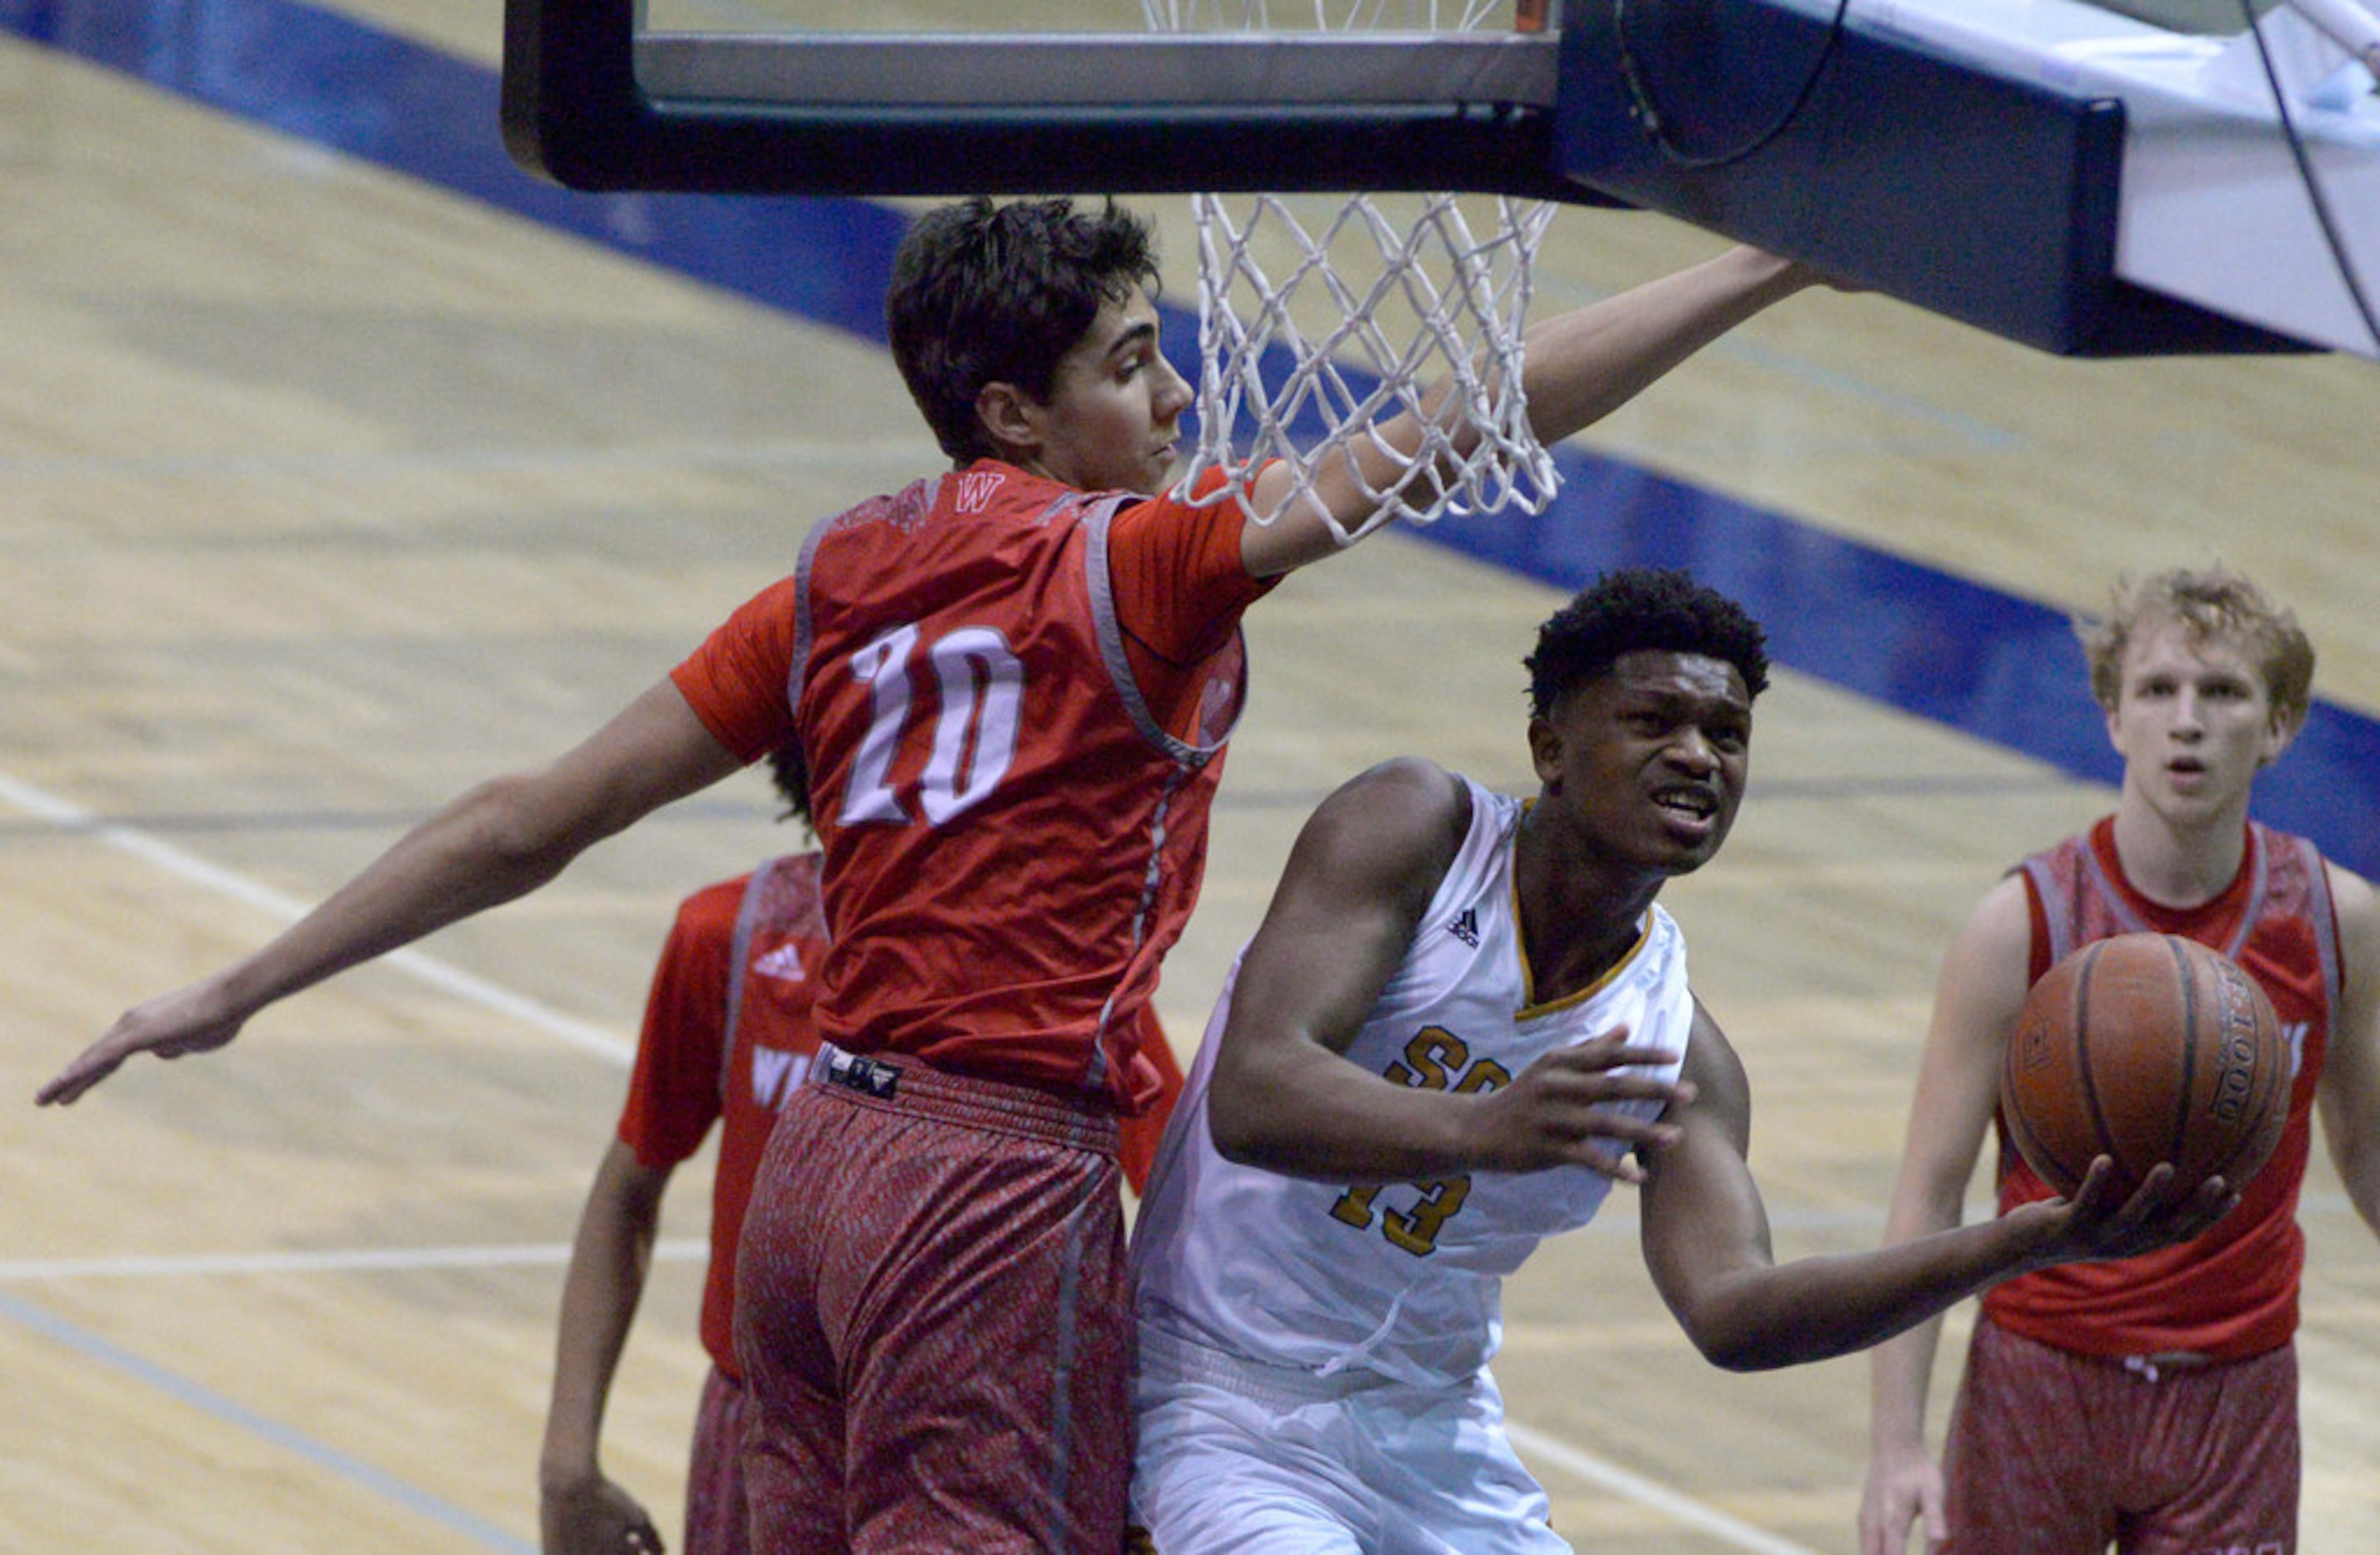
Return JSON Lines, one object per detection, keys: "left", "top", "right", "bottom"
{"left": 1857, "top": 1516, "right": 1901, "bottom": 1555}
{"left": 1564, "top": 1137, "right": 1651, "bottom": 1183}
{"left": 1555, "top": 1030, "right": 1680, "bottom": 1073}
{"left": 2064, "top": 1154, "right": 2128, "bottom": 1215}
{"left": 1579, "top": 1110, "right": 1685, "bottom": 1153}
{"left": 35, "top": 1047, "right": 123, "bottom": 1107}
{"left": 1535, "top": 1047, "right": 1690, "bottom": 1101}
{"left": 1565, "top": 1028, "right": 1691, "bottom": 1071}
{"left": 1857, "top": 1482, "right": 1906, "bottom": 1555}
{"left": 1552, "top": 1074, "right": 1689, "bottom": 1114}
{"left": 1864, "top": 1482, "right": 1921, "bottom": 1551}
{"left": 2117, "top": 1162, "right": 2235, "bottom": 1233}
{"left": 2115, "top": 1160, "right": 2178, "bottom": 1218}
{"left": 2179, "top": 1172, "right": 2238, "bottom": 1233}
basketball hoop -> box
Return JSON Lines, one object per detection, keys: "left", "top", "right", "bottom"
{"left": 1142, "top": 2, "right": 1563, "bottom": 542}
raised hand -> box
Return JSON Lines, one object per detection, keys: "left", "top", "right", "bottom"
{"left": 2017, "top": 1157, "right": 2241, "bottom": 1267}
{"left": 1465, "top": 1028, "right": 1695, "bottom": 1182}
{"left": 37, "top": 981, "right": 245, "bottom": 1106}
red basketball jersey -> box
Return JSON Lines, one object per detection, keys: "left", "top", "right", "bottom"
{"left": 672, "top": 461, "right": 1257, "bottom": 1108}
{"left": 1983, "top": 817, "right": 2341, "bottom": 1360}
{"left": 618, "top": 854, "right": 831, "bottom": 1378}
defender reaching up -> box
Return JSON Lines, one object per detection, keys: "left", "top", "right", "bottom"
{"left": 46, "top": 198, "right": 1826, "bottom": 1551}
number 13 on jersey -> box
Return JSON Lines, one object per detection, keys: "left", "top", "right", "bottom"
{"left": 1328, "top": 1027, "right": 1509, "bottom": 1257}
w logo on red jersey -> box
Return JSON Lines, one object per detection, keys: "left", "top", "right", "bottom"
{"left": 956, "top": 469, "right": 1005, "bottom": 513}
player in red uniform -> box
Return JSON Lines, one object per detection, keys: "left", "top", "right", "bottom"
{"left": 537, "top": 745, "right": 1182, "bottom": 1555}
{"left": 540, "top": 746, "right": 829, "bottom": 1555}
{"left": 44, "top": 196, "right": 1825, "bottom": 1551}
{"left": 1859, "top": 566, "right": 2380, "bottom": 1553}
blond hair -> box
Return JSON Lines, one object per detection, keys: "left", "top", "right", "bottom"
{"left": 2076, "top": 566, "right": 2315, "bottom": 730}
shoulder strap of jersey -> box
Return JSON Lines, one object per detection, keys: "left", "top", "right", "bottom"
{"left": 2267, "top": 823, "right": 2344, "bottom": 1013}
{"left": 719, "top": 857, "right": 782, "bottom": 1105}
{"left": 1081, "top": 493, "right": 1237, "bottom": 764}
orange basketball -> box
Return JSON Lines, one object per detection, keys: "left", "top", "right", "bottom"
{"left": 2001, "top": 932, "right": 2290, "bottom": 1200}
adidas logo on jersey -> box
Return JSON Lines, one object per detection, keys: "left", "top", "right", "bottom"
{"left": 1447, "top": 908, "right": 1480, "bottom": 947}
{"left": 754, "top": 942, "right": 808, "bottom": 982}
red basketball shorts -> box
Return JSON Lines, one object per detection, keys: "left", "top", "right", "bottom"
{"left": 685, "top": 1364, "right": 751, "bottom": 1555}
{"left": 1940, "top": 1316, "right": 2298, "bottom": 1554}
{"left": 733, "top": 1046, "right": 1132, "bottom": 1553}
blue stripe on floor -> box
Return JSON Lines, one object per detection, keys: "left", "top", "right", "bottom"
{"left": 9, "top": 0, "right": 2375, "bottom": 876}
{"left": 0, "top": 1288, "right": 536, "bottom": 1550}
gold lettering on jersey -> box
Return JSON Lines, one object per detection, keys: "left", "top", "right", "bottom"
{"left": 1325, "top": 1028, "right": 1510, "bottom": 1255}
{"left": 1328, "top": 1183, "right": 1382, "bottom": 1232}
{"left": 1380, "top": 1177, "right": 1472, "bottom": 1256}
{"left": 1385, "top": 1027, "right": 1470, "bottom": 1090}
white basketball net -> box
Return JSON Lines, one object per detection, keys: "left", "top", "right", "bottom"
{"left": 1142, "top": 2, "right": 1560, "bottom": 542}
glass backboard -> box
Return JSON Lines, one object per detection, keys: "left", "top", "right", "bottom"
{"left": 499, "top": 1, "right": 2364, "bottom": 359}
{"left": 502, "top": 2, "right": 1589, "bottom": 198}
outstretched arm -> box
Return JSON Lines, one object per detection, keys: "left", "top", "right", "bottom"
{"left": 1207, "top": 758, "right": 1688, "bottom": 1183}
{"left": 541, "top": 1140, "right": 671, "bottom": 1555}
{"left": 1639, "top": 990, "right": 2235, "bottom": 1382}
{"left": 38, "top": 680, "right": 745, "bottom": 1105}
{"left": 1242, "top": 244, "right": 1822, "bottom": 577}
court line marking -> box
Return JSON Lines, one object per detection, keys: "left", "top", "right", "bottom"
{"left": 3, "top": 759, "right": 1828, "bottom": 1547}
{"left": 0, "top": 1240, "right": 706, "bottom": 1284}
{"left": 1506, "top": 1421, "right": 1820, "bottom": 1554}
{"left": 0, "top": 434, "right": 928, "bottom": 483}
{"left": 0, "top": 769, "right": 635, "bottom": 1066}
{"left": 0, "top": 1241, "right": 1814, "bottom": 1554}
{"left": 0, "top": 1287, "right": 536, "bottom": 1553}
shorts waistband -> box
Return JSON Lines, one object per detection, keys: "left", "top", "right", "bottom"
{"left": 808, "top": 1042, "right": 1119, "bottom": 1155}
{"left": 1984, "top": 1318, "right": 2240, "bottom": 1382}
{"left": 1137, "top": 1325, "right": 1396, "bottom": 1409}
{"left": 2119, "top": 1350, "right": 2218, "bottom": 1383}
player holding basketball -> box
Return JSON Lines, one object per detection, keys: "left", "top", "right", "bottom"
{"left": 44, "top": 197, "right": 1826, "bottom": 1551}
{"left": 538, "top": 744, "right": 1184, "bottom": 1555}
{"left": 1129, "top": 569, "right": 2233, "bottom": 1555}
{"left": 1858, "top": 566, "right": 2380, "bottom": 1554}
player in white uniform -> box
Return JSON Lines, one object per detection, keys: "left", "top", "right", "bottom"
{"left": 1127, "top": 569, "right": 2242, "bottom": 1555}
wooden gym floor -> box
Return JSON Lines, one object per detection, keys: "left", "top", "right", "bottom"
{"left": 3, "top": 3, "right": 2377, "bottom": 1551}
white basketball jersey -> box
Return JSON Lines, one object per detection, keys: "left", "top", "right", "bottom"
{"left": 1132, "top": 778, "right": 1695, "bottom": 1393}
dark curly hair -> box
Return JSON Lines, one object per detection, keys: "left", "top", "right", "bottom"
{"left": 885, "top": 196, "right": 1162, "bottom": 465}
{"left": 1525, "top": 569, "right": 1770, "bottom": 719}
